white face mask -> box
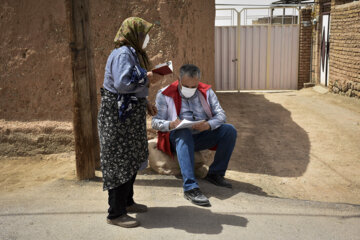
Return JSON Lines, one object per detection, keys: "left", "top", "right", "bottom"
{"left": 142, "top": 34, "right": 150, "bottom": 49}
{"left": 181, "top": 86, "right": 197, "bottom": 98}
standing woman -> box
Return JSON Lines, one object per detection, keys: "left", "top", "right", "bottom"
{"left": 98, "top": 17, "right": 159, "bottom": 228}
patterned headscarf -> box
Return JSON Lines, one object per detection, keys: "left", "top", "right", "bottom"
{"left": 114, "top": 17, "right": 153, "bottom": 70}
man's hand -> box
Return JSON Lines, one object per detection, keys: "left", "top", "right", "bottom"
{"left": 170, "top": 118, "right": 182, "bottom": 130}
{"left": 147, "top": 71, "right": 163, "bottom": 84}
{"left": 192, "top": 121, "right": 211, "bottom": 132}
{"left": 146, "top": 102, "right": 158, "bottom": 116}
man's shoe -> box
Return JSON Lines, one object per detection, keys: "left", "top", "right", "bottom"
{"left": 126, "top": 203, "right": 148, "bottom": 213}
{"left": 205, "top": 174, "right": 232, "bottom": 188}
{"left": 106, "top": 214, "right": 140, "bottom": 228}
{"left": 184, "top": 188, "right": 210, "bottom": 206}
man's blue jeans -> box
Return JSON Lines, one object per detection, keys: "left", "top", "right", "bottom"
{"left": 169, "top": 124, "right": 237, "bottom": 191}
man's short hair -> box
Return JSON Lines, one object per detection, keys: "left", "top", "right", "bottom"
{"left": 179, "top": 64, "right": 201, "bottom": 80}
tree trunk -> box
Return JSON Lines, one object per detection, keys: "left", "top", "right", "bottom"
{"left": 65, "top": 0, "right": 100, "bottom": 180}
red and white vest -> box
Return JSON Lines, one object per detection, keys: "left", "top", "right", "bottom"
{"left": 156, "top": 80, "right": 213, "bottom": 156}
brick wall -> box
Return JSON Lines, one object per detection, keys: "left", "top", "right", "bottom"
{"left": 328, "top": 1, "right": 360, "bottom": 98}
{"left": 311, "top": 1, "right": 321, "bottom": 84}
{"left": 298, "top": 8, "right": 312, "bottom": 89}
{"left": 332, "top": 0, "right": 354, "bottom": 5}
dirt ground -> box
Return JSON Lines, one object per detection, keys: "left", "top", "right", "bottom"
{"left": 223, "top": 87, "right": 360, "bottom": 205}
{"left": 1, "top": 87, "right": 360, "bottom": 204}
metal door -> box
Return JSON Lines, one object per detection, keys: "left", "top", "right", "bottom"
{"left": 215, "top": 7, "right": 299, "bottom": 91}
{"left": 215, "top": 26, "right": 238, "bottom": 90}
{"left": 239, "top": 25, "right": 299, "bottom": 90}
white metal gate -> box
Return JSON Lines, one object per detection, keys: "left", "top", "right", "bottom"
{"left": 215, "top": 7, "right": 300, "bottom": 91}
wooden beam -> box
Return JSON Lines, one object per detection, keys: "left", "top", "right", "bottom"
{"left": 65, "top": 0, "right": 100, "bottom": 179}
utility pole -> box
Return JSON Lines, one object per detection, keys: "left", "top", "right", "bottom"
{"left": 65, "top": 0, "right": 100, "bottom": 179}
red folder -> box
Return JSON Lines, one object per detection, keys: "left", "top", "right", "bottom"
{"left": 152, "top": 61, "right": 173, "bottom": 75}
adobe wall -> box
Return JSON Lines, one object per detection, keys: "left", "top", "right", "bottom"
{"left": 328, "top": 1, "right": 360, "bottom": 98}
{"left": 0, "top": 1, "right": 72, "bottom": 121}
{"left": 0, "top": 0, "right": 215, "bottom": 121}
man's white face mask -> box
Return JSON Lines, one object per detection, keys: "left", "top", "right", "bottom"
{"left": 181, "top": 86, "right": 197, "bottom": 98}
{"left": 142, "top": 34, "right": 150, "bottom": 49}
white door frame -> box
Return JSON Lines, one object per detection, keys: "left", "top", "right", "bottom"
{"left": 320, "top": 14, "right": 330, "bottom": 86}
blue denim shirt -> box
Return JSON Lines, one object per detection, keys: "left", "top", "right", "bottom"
{"left": 103, "top": 46, "right": 149, "bottom": 98}
{"left": 152, "top": 86, "right": 226, "bottom": 133}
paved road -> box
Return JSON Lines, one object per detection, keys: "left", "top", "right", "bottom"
{"left": 1, "top": 173, "right": 359, "bottom": 240}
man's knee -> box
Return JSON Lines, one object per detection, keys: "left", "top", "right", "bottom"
{"left": 170, "top": 128, "right": 194, "bottom": 147}
{"left": 220, "top": 124, "right": 237, "bottom": 140}
{"left": 171, "top": 128, "right": 193, "bottom": 139}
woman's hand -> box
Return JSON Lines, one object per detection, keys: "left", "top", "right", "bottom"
{"left": 192, "top": 122, "right": 211, "bottom": 132}
{"left": 146, "top": 102, "right": 158, "bottom": 116}
{"left": 147, "top": 71, "right": 163, "bottom": 84}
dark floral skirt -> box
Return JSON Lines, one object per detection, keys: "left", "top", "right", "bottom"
{"left": 98, "top": 88, "right": 148, "bottom": 191}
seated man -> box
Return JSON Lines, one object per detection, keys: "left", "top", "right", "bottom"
{"left": 151, "top": 64, "right": 237, "bottom": 206}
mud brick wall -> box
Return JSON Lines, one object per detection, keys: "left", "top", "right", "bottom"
{"left": 0, "top": 0, "right": 215, "bottom": 121}
{"left": 90, "top": 0, "right": 215, "bottom": 105}
{"left": 298, "top": 8, "right": 312, "bottom": 89}
{"left": 328, "top": 1, "right": 360, "bottom": 98}
{"left": 332, "top": 0, "right": 354, "bottom": 5}
{"left": 0, "top": 1, "right": 72, "bottom": 121}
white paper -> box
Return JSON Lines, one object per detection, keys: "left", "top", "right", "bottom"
{"left": 171, "top": 119, "right": 205, "bottom": 131}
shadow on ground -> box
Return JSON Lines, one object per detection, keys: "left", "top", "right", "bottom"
{"left": 200, "top": 178, "right": 268, "bottom": 200}
{"left": 218, "top": 93, "right": 310, "bottom": 177}
{"left": 92, "top": 168, "right": 268, "bottom": 200}
{"left": 0, "top": 207, "right": 248, "bottom": 235}
{"left": 136, "top": 206, "right": 248, "bottom": 234}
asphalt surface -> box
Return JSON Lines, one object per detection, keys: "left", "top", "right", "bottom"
{"left": 1, "top": 173, "right": 359, "bottom": 240}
